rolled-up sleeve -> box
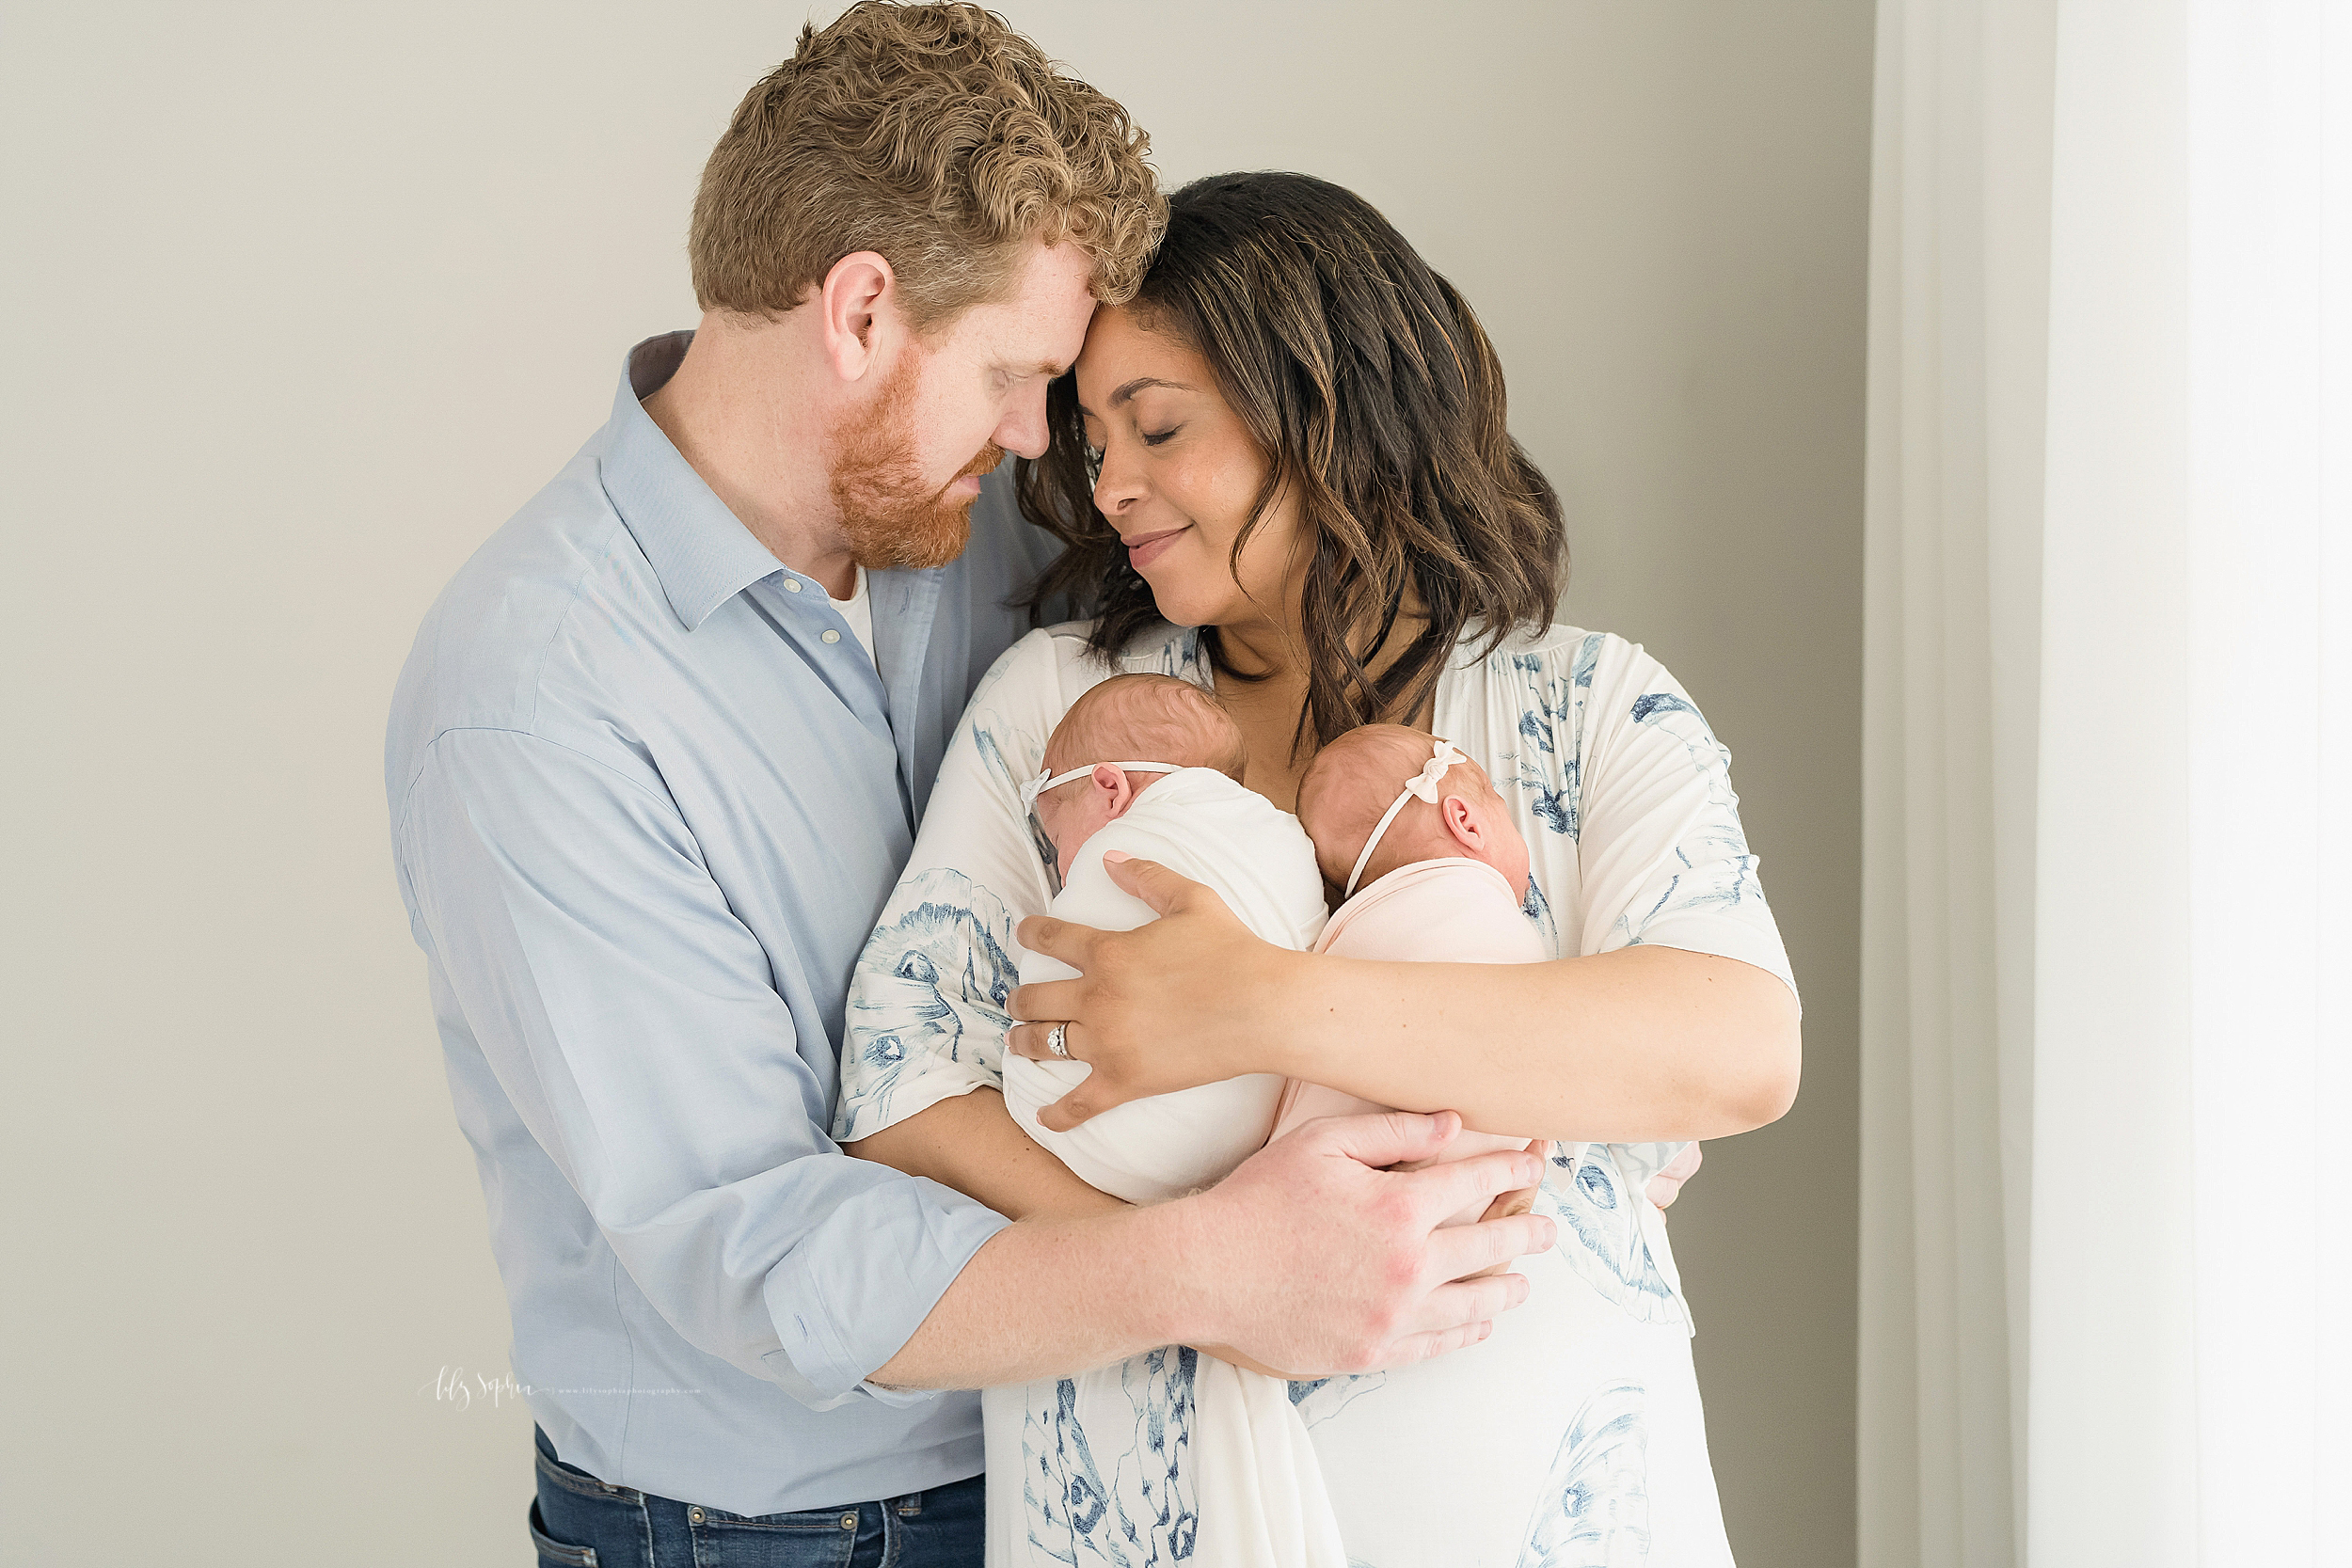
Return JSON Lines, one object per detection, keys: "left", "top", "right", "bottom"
{"left": 396, "top": 726, "right": 1009, "bottom": 1408}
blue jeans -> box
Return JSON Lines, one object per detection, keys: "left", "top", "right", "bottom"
{"left": 529, "top": 1426, "right": 983, "bottom": 1568}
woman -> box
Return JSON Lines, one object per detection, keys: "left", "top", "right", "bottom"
{"left": 836, "top": 173, "right": 1800, "bottom": 1566}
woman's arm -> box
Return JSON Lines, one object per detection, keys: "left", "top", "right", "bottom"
{"left": 847, "top": 1087, "right": 1128, "bottom": 1222}
{"left": 1011, "top": 635, "right": 1801, "bottom": 1143}
{"left": 1008, "top": 854, "right": 1800, "bottom": 1143}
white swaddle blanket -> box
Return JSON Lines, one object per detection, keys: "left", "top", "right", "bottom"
{"left": 993, "top": 767, "right": 1348, "bottom": 1568}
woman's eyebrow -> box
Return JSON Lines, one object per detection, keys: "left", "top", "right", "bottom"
{"left": 1074, "top": 376, "right": 1197, "bottom": 419}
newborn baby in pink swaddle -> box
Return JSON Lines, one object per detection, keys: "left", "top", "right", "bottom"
{"left": 1283, "top": 727, "right": 1549, "bottom": 1226}
{"left": 1285, "top": 726, "right": 1700, "bottom": 1223}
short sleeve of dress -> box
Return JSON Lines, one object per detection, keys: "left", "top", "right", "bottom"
{"left": 1565, "top": 636, "right": 1798, "bottom": 1002}
{"left": 832, "top": 629, "right": 1069, "bottom": 1143}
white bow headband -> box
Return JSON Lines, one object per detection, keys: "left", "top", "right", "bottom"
{"left": 1019, "top": 761, "right": 1183, "bottom": 815}
{"left": 1344, "top": 738, "right": 1469, "bottom": 897}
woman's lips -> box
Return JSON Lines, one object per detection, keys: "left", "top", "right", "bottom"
{"left": 1122, "top": 525, "right": 1189, "bottom": 570}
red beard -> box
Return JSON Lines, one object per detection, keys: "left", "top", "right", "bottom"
{"left": 828, "top": 356, "right": 1003, "bottom": 571}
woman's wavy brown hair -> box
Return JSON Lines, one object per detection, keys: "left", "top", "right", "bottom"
{"left": 1017, "top": 171, "right": 1565, "bottom": 752}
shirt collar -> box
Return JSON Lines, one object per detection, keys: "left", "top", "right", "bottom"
{"left": 599, "top": 331, "right": 791, "bottom": 632}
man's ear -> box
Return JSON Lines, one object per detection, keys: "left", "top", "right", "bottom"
{"left": 1440, "top": 794, "right": 1486, "bottom": 851}
{"left": 818, "top": 251, "right": 898, "bottom": 383}
{"left": 1093, "top": 763, "right": 1137, "bottom": 817}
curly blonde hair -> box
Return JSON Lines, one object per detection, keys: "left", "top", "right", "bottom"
{"left": 690, "top": 2, "right": 1165, "bottom": 331}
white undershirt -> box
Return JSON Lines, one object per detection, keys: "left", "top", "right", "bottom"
{"left": 830, "top": 566, "right": 875, "bottom": 667}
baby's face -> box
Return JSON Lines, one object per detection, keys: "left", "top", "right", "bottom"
{"left": 1029, "top": 673, "right": 1244, "bottom": 879}
{"left": 1303, "top": 751, "right": 1532, "bottom": 899}
{"left": 1033, "top": 763, "right": 1145, "bottom": 879}
{"left": 1398, "top": 758, "right": 1531, "bottom": 894}
{"left": 1470, "top": 768, "right": 1533, "bottom": 898}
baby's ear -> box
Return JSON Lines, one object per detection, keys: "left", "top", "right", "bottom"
{"left": 1092, "top": 762, "right": 1136, "bottom": 815}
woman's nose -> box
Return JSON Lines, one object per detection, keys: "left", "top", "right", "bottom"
{"left": 1092, "top": 444, "right": 1146, "bottom": 516}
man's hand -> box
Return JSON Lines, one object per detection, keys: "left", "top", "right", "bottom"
{"left": 1009, "top": 851, "right": 1289, "bottom": 1129}
{"left": 1453, "top": 1139, "right": 1549, "bottom": 1277}
{"left": 1171, "top": 1111, "right": 1556, "bottom": 1378}
{"left": 866, "top": 1108, "right": 1555, "bottom": 1391}
{"left": 1193, "top": 1132, "right": 1546, "bottom": 1369}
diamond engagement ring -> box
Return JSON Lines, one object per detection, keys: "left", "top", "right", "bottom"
{"left": 1045, "top": 1023, "right": 1070, "bottom": 1059}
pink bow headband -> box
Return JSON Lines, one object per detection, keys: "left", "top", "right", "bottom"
{"left": 1344, "top": 738, "right": 1469, "bottom": 897}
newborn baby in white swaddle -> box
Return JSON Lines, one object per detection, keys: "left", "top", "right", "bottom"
{"left": 1000, "top": 673, "right": 1348, "bottom": 1568}
{"left": 1004, "top": 673, "right": 1329, "bottom": 1202}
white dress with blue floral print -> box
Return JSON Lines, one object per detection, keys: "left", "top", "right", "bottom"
{"left": 834, "top": 619, "right": 1797, "bottom": 1568}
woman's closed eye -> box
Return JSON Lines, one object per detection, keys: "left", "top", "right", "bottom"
{"left": 1140, "top": 425, "right": 1182, "bottom": 448}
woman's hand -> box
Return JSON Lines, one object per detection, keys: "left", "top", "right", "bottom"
{"left": 1008, "top": 852, "right": 1296, "bottom": 1131}
{"left": 1645, "top": 1142, "right": 1703, "bottom": 1211}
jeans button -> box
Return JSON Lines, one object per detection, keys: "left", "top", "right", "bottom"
{"left": 840, "top": 1511, "right": 859, "bottom": 1529}
{"left": 688, "top": 1507, "right": 706, "bottom": 1524}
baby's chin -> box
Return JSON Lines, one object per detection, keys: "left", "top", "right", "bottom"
{"left": 1045, "top": 825, "right": 1103, "bottom": 877}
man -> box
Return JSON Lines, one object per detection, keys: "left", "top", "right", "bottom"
{"left": 386, "top": 7, "right": 1551, "bottom": 1562}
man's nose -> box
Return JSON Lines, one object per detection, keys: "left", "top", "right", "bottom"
{"left": 995, "top": 382, "right": 1052, "bottom": 461}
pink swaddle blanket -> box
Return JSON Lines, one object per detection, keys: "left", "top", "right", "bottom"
{"left": 1270, "top": 856, "right": 1545, "bottom": 1224}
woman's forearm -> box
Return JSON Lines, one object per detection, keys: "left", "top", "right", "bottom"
{"left": 845, "top": 1087, "right": 1128, "bottom": 1222}
{"left": 1009, "top": 860, "right": 1803, "bottom": 1140}
{"left": 1264, "top": 945, "right": 1801, "bottom": 1143}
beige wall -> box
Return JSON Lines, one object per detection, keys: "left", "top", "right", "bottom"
{"left": 0, "top": 4, "right": 1868, "bottom": 1563}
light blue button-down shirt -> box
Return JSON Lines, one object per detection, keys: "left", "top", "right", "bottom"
{"left": 386, "top": 333, "right": 1062, "bottom": 1515}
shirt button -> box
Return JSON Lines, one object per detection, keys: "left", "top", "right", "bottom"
{"left": 840, "top": 1511, "right": 860, "bottom": 1529}
{"left": 783, "top": 578, "right": 803, "bottom": 593}
{"left": 688, "top": 1507, "right": 707, "bottom": 1524}
{"left": 821, "top": 629, "right": 841, "bottom": 644}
